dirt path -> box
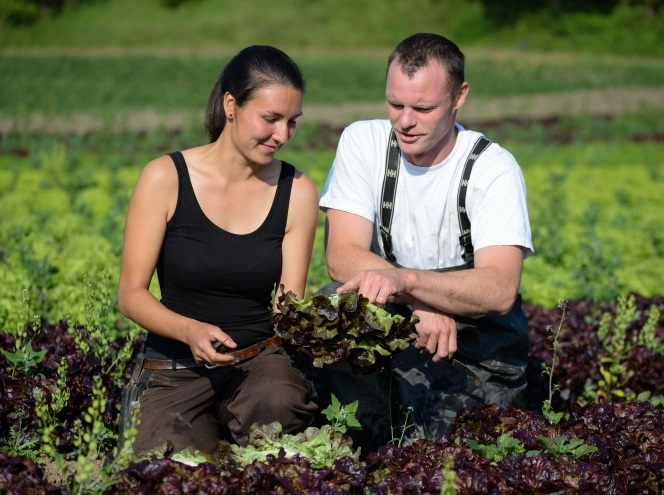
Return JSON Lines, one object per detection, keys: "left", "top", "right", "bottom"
{"left": 1, "top": 87, "right": 662, "bottom": 135}
{"left": 304, "top": 87, "right": 664, "bottom": 126}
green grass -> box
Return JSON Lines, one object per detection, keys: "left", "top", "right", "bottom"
{"left": 0, "top": 54, "right": 389, "bottom": 118}
{"left": 2, "top": 52, "right": 663, "bottom": 121}
{"left": 0, "top": 0, "right": 488, "bottom": 51}
{"left": 1, "top": 0, "right": 662, "bottom": 56}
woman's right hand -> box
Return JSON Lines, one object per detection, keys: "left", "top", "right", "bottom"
{"left": 185, "top": 321, "right": 238, "bottom": 367}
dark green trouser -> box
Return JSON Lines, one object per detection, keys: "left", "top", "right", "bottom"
{"left": 316, "top": 282, "right": 528, "bottom": 454}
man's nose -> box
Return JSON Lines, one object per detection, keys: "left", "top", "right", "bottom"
{"left": 398, "top": 108, "right": 416, "bottom": 129}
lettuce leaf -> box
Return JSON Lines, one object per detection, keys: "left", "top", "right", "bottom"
{"left": 230, "top": 422, "right": 360, "bottom": 469}
{"left": 274, "top": 290, "right": 418, "bottom": 374}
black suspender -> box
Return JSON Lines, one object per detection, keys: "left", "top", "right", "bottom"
{"left": 456, "top": 136, "right": 492, "bottom": 265}
{"left": 379, "top": 130, "right": 401, "bottom": 263}
{"left": 379, "top": 131, "right": 492, "bottom": 267}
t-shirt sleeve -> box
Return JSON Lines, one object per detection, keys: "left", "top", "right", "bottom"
{"left": 319, "top": 124, "right": 377, "bottom": 223}
{"left": 468, "top": 147, "right": 534, "bottom": 259}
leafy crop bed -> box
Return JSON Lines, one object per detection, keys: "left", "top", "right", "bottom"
{"left": 1, "top": 294, "right": 663, "bottom": 494}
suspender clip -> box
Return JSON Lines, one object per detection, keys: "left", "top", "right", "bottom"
{"left": 380, "top": 226, "right": 397, "bottom": 262}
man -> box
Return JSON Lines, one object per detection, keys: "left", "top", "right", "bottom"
{"left": 318, "top": 33, "right": 533, "bottom": 451}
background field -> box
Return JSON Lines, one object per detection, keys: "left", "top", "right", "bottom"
{"left": 1, "top": 2, "right": 663, "bottom": 492}
{"left": 1, "top": 0, "right": 663, "bottom": 331}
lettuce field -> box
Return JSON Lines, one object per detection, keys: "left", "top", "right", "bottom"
{"left": 1, "top": 128, "right": 663, "bottom": 494}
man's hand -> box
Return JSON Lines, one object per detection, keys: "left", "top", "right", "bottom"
{"left": 337, "top": 268, "right": 411, "bottom": 307}
{"left": 411, "top": 300, "right": 457, "bottom": 363}
{"left": 338, "top": 268, "right": 457, "bottom": 363}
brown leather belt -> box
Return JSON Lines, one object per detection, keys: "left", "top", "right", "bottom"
{"left": 141, "top": 335, "right": 283, "bottom": 370}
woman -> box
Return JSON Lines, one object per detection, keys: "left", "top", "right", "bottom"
{"left": 118, "top": 45, "right": 319, "bottom": 453}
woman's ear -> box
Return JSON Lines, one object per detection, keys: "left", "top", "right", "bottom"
{"left": 223, "top": 92, "right": 236, "bottom": 120}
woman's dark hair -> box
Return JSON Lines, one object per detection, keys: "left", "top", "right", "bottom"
{"left": 205, "top": 45, "right": 306, "bottom": 142}
{"left": 387, "top": 33, "right": 465, "bottom": 98}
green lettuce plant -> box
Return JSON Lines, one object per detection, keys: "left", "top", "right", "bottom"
{"left": 585, "top": 294, "right": 662, "bottom": 403}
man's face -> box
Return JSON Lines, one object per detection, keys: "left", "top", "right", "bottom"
{"left": 386, "top": 60, "right": 468, "bottom": 167}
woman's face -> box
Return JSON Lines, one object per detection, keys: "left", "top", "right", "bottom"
{"left": 226, "top": 83, "right": 303, "bottom": 166}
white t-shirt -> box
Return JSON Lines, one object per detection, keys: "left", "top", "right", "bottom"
{"left": 319, "top": 120, "right": 533, "bottom": 270}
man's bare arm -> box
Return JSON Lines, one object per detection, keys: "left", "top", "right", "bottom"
{"left": 324, "top": 209, "right": 393, "bottom": 282}
{"left": 339, "top": 244, "right": 524, "bottom": 316}
{"left": 405, "top": 245, "right": 523, "bottom": 315}
{"left": 326, "top": 208, "right": 459, "bottom": 361}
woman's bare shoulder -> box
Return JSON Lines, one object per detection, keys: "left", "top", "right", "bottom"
{"left": 129, "top": 154, "right": 180, "bottom": 217}
{"left": 290, "top": 167, "right": 319, "bottom": 205}
{"left": 139, "top": 154, "right": 178, "bottom": 186}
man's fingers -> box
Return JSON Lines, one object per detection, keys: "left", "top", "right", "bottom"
{"left": 337, "top": 276, "right": 359, "bottom": 293}
{"left": 374, "top": 284, "right": 392, "bottom": 307}
{"left": 448, "top": 326, "right": 458, "bottom": 355}
{"left": 337, "top": 270, "right": 401, "bottom": 306}
{"left": 433, "top": 321, "right": 457, "bottom": 363}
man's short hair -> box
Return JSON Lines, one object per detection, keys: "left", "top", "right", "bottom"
{"left": 387, "top": 33, "right": 465, "bottom": 97}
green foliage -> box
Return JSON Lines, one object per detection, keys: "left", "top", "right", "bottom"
{"left": 34, "top": 385, "right": 64, "bottom": 466}
{"left": 3, "top": 341, "right": 46, "bottom": 377}
{"left": 12, "top": 288, "right": 31, "bottom": 342}
{"left": 583, "top": 294, "right": 662, "bottom": 403}
{"left": 0, "top": 420, "right": 40, "bottom": 461}
{"left": 469, "top": 432, "right": 527, "bottom": 465}
{"left": 534, "top": 435, "right": 598, "bottom": 460}
{"left": 229, "top": 422, "right": 360, "bottom": 470}
{"left": 112, "top": 401, "right": 140, "bottom": 471}
{"left": 72, "top": 375, "right": 115, "bottom": 491}
{"left": 2, "top": 289, "right": 45, "bottom": 377}
{"left": 0, "top": 0, "right": 103, "bottom": 26}
{"left": 51, "top": 357, "right": 71, "bottom": 416}
{"left": 389, "top": 405, "right": 416, "bottom": 448}
{"left": 1, "top": 137, "right": 664, "bottom": 337}
{"left": 541, "top": 301, "right": 567, "bottom": 425}
{"left": 0, "top": 0, "right": 41, "bottom": 25}
{"left": 321, "top": 394, "right": 362, "bottom": 434}
{"left": 0, "top": 142, "right": 142, "bottom": 343}
{"left": 520, "top": 144, "right": 664, "bottom": 308}
{"left": 159, "top": 0, "right": 198, "bottom": 8}
{"left": 470, "top": 430, "right": 598, "bottom": 464}
{"left": 440, "top": 458, "right": 457, "bottom": 495}
{"left": 2, "top": 54, "right": 663, "bottom": 122}
{"left": 500, "top": 3, "right": 664, "bottom": 56}
{"left": 570, "top": 201, "right": 624, "bottom": 302}
{"left": 33, "top": 358, "right": 71, "bottom": 464}
{"left": 1, "top": 0, "right": 662, "bottom": 56}
{"left": 529, "top": 169, "right": 569, "bottom": 267}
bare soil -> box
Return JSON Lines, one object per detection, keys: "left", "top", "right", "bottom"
{"left": 1, "top": 87, "right": 662, "bottom": 137}
{"left": 304, "top": 87, "right": 664, "bottom": 127}
{"left": 40, "top": 454, "right": 105, "bottom": 489}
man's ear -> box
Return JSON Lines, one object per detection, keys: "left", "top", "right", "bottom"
{"left": 454, "top": 82, "right": 469, "bottom": 111}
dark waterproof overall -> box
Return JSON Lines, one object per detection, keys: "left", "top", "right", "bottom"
{"left": 318, "top": 132, "right": 529, "bottom": 453}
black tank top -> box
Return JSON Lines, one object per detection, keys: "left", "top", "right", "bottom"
{"left": 145, "top": 151, "right": 295, "bottom": 359}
